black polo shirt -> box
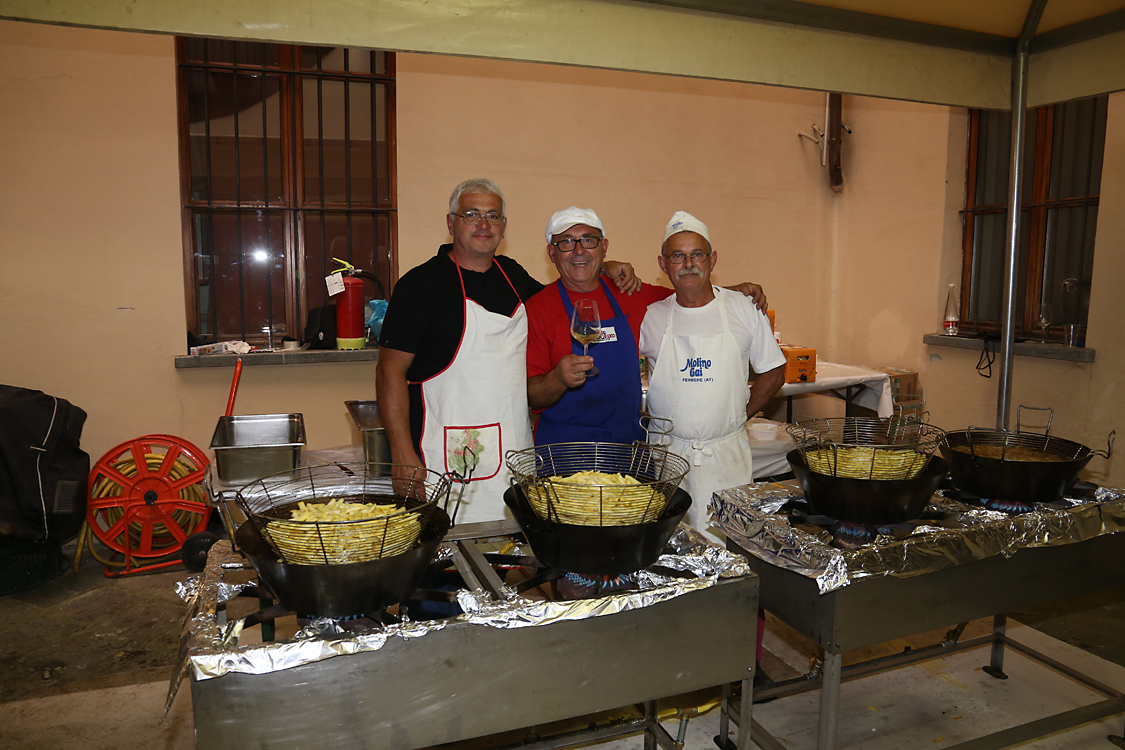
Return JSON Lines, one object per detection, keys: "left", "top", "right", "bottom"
{"left": 378, "top": 244, "right": 543, "bottom": 452}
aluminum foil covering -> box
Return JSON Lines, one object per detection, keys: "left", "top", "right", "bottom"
{"left": 175, "top": 575, "right": 254, "bottom": 605}
{"left": 713, "top": 481, "right": 1125, "bottom": 595}
{"left": 174, "top": 529, "right": 749, "bottom": 689}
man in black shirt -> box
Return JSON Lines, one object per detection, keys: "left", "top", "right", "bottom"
{"left": 376, "top": 178, "right": 638, "bottom": 523}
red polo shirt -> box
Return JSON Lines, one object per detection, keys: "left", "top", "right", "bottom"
{"left": 526, "top": 280, "right": 672, "bottom": 383}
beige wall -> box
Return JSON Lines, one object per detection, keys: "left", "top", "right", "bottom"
{"left": 1, "top": 20, "right": 1122, "bottom": 486}
{"left": 0, "top": 22, "right": 376, "bottom": 462}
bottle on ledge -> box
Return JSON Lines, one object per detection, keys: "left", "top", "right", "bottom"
{"left": 943, "top": 283, "right": 959, "bottom": 336}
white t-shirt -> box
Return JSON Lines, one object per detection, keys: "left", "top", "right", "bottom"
{"left": 639, "top": 287, "right": 786, "bottom": 383}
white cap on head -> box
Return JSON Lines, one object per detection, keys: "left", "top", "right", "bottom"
{"left": 545, "top": 207, "right": 605, "bottom": 243}
{"left": 662, "top": 211, "right": 710, "bottom": 244}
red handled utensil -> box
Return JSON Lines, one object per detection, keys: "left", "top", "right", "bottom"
{"left": 225, "top": 358, "right": 243, "bottom": 417}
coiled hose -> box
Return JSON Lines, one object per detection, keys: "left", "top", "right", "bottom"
{"left": 74, "top": 452, "right": 208, "bottom": 572}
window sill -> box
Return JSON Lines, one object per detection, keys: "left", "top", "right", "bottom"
{"left": 174, "top": 348, "right": 379, "bottom": 369}
{"left": 922, "top": 334, "right": 1095, "bottom": 363}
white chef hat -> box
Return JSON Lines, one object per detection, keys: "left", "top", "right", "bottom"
{"left": 662, "top": 211, "right": 711, "bottom": 245}
{"left": 545, "top": 207, "right": 605, "bottom": 243}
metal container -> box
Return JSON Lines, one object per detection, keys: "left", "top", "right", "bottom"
{"left": 210, "top": 414, "right": 306, "bottom": 484}
{"left": 503, "top": 484, "right": 691, "bottom": 575}
{"left": 234, "top": 506, "right": 450, "bottom": 617}
{"left": 941, "top": 427, "right": 1113, "bottom": 503}
{"left": 345, "top": 400, "right": 391, "bottom": 472}
{"left": 787, "top": 448, "right": 949, "bottom": 524}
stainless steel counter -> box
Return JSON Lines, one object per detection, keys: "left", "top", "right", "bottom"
{"left": 182, "top": 524, "right": 760, "bottom": 750}
{"left": 723, "top": 528, "right": 1125, "bottom": 750}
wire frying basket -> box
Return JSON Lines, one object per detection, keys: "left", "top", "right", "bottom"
{"left": 505, "top": 442, "right": 690, "bottom": 526}
{"left": 786, "top": 417, "right": 944, "bottom": 481}
{"left": 234, "top": 463, "right": 452, "bottom": 565}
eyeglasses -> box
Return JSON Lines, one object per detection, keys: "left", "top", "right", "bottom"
{"left": 663, "top": 250, "right": 711, "bottom": 265}
{"left": 552, "top": 235, "right": 603, "bottom": 252}
{"left": 452, "top": 210, "right": 504, "bottom": 226}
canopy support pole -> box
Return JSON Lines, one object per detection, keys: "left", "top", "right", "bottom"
{"left": 997, "top": 0, "right": 1049, "bottom": 430}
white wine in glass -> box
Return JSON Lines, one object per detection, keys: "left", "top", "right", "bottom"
{"left": 570, "top": 299, "right": 601, "bottom": 378}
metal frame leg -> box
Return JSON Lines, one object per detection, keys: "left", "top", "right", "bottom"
{"left": 738, "top": 676, "right": 754, "bottom": 750}
{"left": 817, "top": 651, "right": 843, "bottom": 750}
{"left": 644, "top": 700, "right": 657, "bottom": 750}
{"left": 983, "top": 613, "right": 1009, "bottom": 679}
{"left": 718, "top": 682, "right": 731, "bottom": 746}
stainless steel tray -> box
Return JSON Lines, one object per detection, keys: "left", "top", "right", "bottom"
{"left": 345, "top": 400, "right": 390, "bottom": 469}
{"left": 210, "top": 413, "right": 306, "bottom": 484}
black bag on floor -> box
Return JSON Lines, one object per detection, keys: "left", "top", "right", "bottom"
{"left": 0, "top": 386, "right": 90, "bottom": 542}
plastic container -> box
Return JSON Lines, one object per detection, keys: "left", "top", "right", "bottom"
{"left": 210, "top": 414, "right": 306, "bottom": 484}
{"left": 748, "top": 420, "right": 784, "bottom": 440}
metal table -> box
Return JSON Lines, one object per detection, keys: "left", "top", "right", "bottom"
{"left": 725, "top": 531, "right": 1125, "bottom": 750}
{"left": 777, "top": 361, "right": 894, "bottom": 422}
{"left": 187, "top": 521, "right": 760, "bottom": 750}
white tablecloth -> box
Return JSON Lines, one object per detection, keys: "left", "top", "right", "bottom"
{"left": 745, "top": 419, "right": 796, "bottom": 479}
{"left": 776, "top": 360, "right": 894, "bottom": 418}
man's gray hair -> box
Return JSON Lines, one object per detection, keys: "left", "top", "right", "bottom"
{"left": 448, "top": 178, "right": 506, "bottom": 215}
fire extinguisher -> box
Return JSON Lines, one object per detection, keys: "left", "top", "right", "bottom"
{"left": 332, "top": 258, "right": 367, "bottom": 350}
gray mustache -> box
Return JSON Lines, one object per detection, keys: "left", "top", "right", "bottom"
{"left": 676, "top": 267, "right": 703, "bottom": 279}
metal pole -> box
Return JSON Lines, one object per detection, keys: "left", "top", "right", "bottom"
{"left": 996, "top": 50, "right": 1028, "bottom": 430}
{"left": 997, "top": 0, "right": 1049, "bottom": 430}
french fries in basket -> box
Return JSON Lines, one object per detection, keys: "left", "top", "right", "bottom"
{"left": 528, "top": 471, "right": 666, "bottom": 526}
{"left": 264, "top": 498, "right": 421, "bottom": 565}
{"left": 805, "top": 446, "right": 930, "bottom": 480}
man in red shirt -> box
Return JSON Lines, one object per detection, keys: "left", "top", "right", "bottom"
{"left": 526, "top": 207, "right": 765, "bottom": 446}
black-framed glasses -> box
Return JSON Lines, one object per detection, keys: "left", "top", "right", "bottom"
{"left": 452, "top": 210, "right": 504, "bottom": 226}
{"left": 663, "top": 250, "right": 710, "bottom": 265}
{"left": 552, "top": 235, "right": 603, "bottom": 252}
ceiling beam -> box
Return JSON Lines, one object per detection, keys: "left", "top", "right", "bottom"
{"left": 636, "top": 0, "right": 1016, "bottom": 55}
{"left": 1031, "top": 8, "right": 1125, "bottom": 53}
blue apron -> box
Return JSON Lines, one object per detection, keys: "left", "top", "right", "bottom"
{"left": 534, "top": 279, "right": 645, "bottom": 445}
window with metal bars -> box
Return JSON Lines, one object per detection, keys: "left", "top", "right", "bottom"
{"left": 177, "top": 39, "right": 396, "bottom": 346}
{"left": 960, "top": 95, "right": 1106, "bottom": 342}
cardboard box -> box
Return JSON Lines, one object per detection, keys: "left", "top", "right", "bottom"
{"left": 880, "top": 367, "right": 920, "bottom": 400}
{"left": 766, "top": 309, "right": 775, "bottom": 330}
{"left": 189, "top": 341, "right": 242, "bottom": 356}
{"left": 781, "top": 344, "right": 816, "bottom": 383}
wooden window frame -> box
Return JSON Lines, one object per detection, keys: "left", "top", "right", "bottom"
{"left": 960, "top": 99, "right": 1103, "bottom": 341}
{"left": 175, "top": 40, "right": 397, "bottom": 347}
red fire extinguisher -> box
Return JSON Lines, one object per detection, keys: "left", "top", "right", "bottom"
{"left": 332, "top": 258, "right": 366, "bottom": 350}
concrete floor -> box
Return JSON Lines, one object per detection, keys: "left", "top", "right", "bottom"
{"left": 0, "top": 537, "right": 1123, "bottom": 749}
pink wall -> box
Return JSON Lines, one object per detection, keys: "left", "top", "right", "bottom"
{"left": 1, "top": 21, "right": 1122, "bottom": 486}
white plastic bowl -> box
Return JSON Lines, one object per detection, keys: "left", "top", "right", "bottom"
{"left": 748, "top": 421, "right": 783, "bottom": 441}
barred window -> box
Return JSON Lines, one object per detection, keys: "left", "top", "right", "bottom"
{"left": 960, "top": 95, "right": 1106, "bottom": 341}
{"left": 177, "top": 39, "right": 396, "bottom": 346}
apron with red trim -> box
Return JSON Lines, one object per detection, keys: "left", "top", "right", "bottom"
{"left": 417, "top": 262, "right": 532, "bottom": 524}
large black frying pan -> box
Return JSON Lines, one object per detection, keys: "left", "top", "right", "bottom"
{"left": 787, "top": 449, "right": 949, "bottom": 525}
{"left": 234, "top": 505, "right": 450, "bottom": 618}
{"left": 503, "top": 484, "right": 690, "bottom": 576}
{"left": 940, "top": 427, "right": 1113, "bottom": 504}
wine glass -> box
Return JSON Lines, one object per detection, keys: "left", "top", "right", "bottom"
{"left": 1037, "top": 303, "right": 1053, "bottom": 342}
{"left": 570, "top": 299, "right": 601, "bottom": 378}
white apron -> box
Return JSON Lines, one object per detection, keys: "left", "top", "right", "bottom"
{"left": 417, "top": 263, "right": 533, "bottom": 524}
{"left": 647, "top": 287, "right": 755, "bottom": 537}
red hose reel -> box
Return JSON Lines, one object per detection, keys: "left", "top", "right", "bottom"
{"left": 84, "top": 434, "right": 212, "bottom": 576}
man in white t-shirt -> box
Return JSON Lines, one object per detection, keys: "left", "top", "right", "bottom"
{"left": 639, "top": 211, "right": 786, "bottom": 537}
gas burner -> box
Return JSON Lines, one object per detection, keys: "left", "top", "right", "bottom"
{"left": 980, "top": 497, "right": 1035, "bottom": 514}
{"left": 943, "top": 488, "right": 1036, "bottom": 514}
{"left": 831, "top": 521, "right": 876, "bottom": 550}
{"left": 556, "top": 572, "right": 638, "bottom": 600}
